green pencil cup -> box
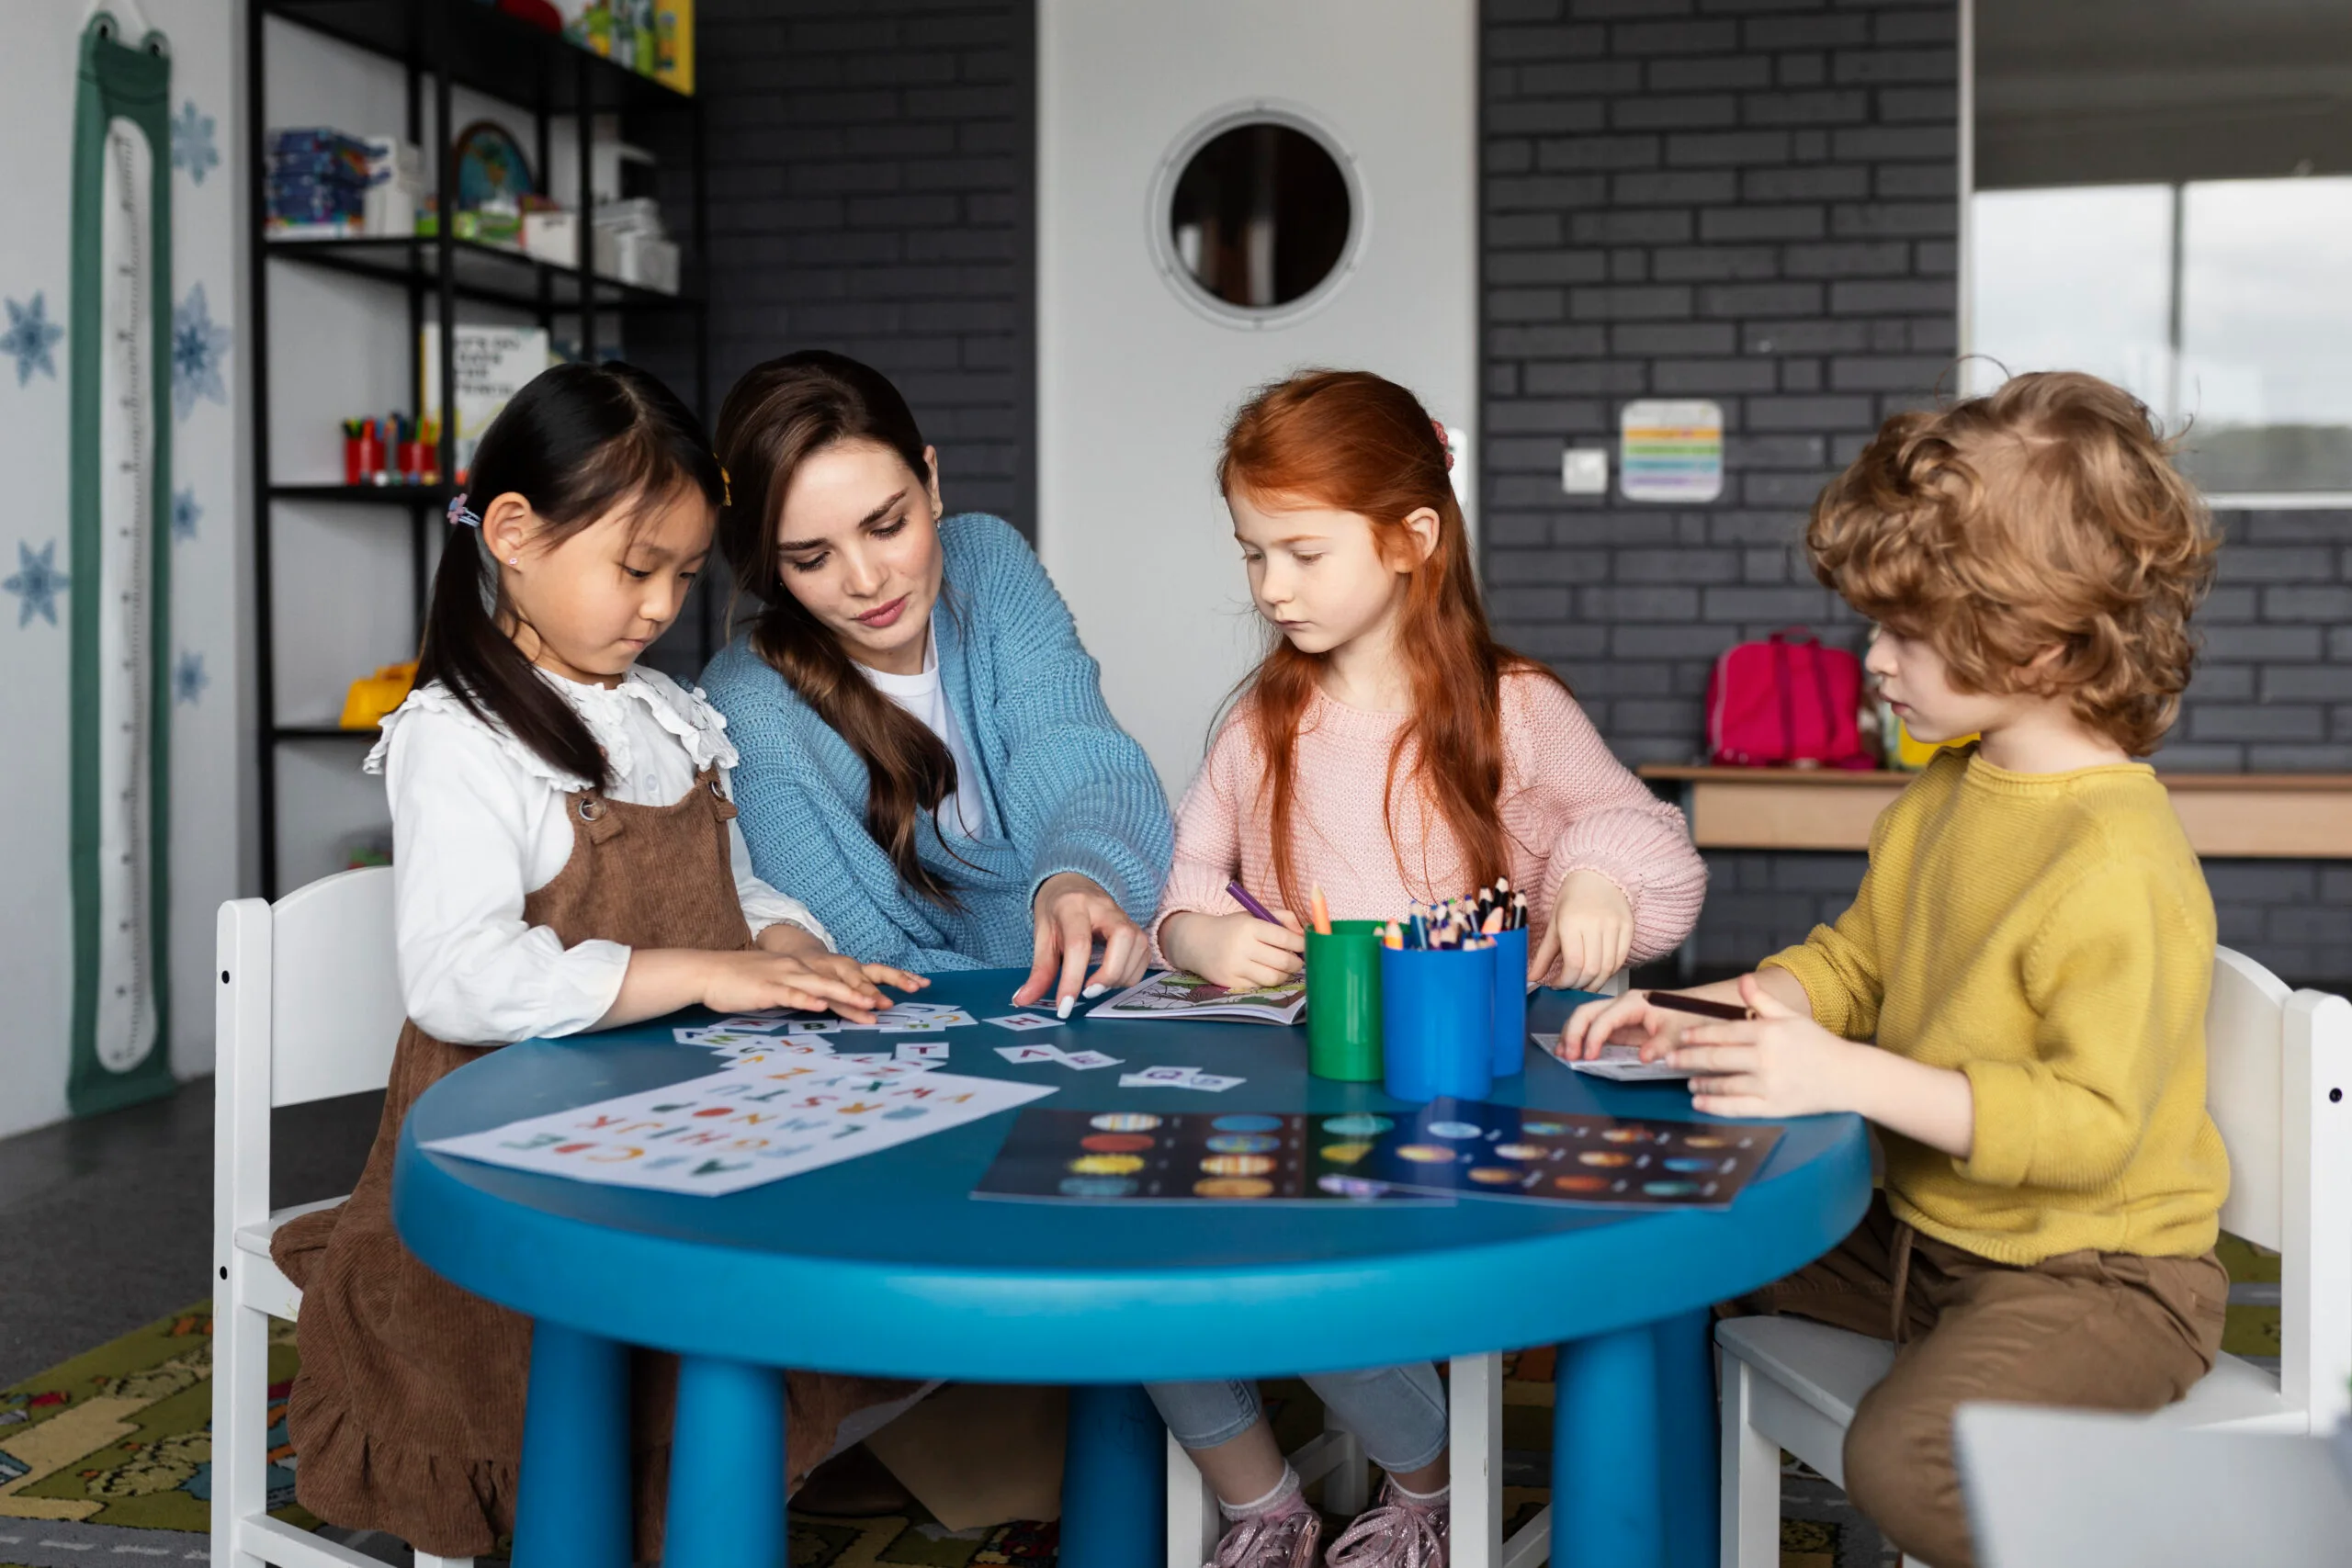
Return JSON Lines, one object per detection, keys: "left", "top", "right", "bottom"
{"left": 1306, "top": 920, "right": 1386, "bottom": 1081}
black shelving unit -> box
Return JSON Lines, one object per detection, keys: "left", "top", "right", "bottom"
{"left": 246, "top": 0, "right": 709, "bottom": 895}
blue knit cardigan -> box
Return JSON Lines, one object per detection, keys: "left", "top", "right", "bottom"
{"left": 702, "top": 513, "right": 1174, "bottom": 973}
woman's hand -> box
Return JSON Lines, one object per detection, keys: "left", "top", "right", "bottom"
{"left": 1530, "top": 869, "right": 1634, "bottom": 991}
{"left": 757, "top": 920, "right": 928, "bottom": 1010}
{"left": 1669, "top": 974, "right": 1861, "bottom": 1120}
{"left": 1013, "top": 872, "right": 1150, "bottom": 1016}
{"left": 1159, "top": 909, "right": 1306, "bottom": 991}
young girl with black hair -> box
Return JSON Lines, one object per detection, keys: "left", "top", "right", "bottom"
{"left": 273, "top": 361, "right": 930, "bottom": 1561}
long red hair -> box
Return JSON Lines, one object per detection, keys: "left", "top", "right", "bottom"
{"left": 1219, "top": 369, "right": 1566, "bottom": 913}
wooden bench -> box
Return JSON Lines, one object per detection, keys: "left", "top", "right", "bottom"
{"left": 1639, "top": 766, "right": 2352, "bottom": 859}
{"left": 1637, "top": 765, "right": 2352, "bottom": 979}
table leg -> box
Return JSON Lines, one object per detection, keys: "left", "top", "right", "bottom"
{"left": 1654, "top": 1310, "right": 1720, "bottom": 1568}
{"left": 1555, "top": 1326, "right": 1663, "bottom": 1568}
{"left": 513, "top": 1320, "right": 630, "bottom": 1568}
{"left": 662, "top": 1355, "right": 786, "bottom": 1568}
{"left": 1062, "top": 1384, "right": 1165, "bottom": 1568}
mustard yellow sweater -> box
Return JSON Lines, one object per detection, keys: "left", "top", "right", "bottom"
{"left": 1762, "top": 747, "right": 2229, "bottom": 1265}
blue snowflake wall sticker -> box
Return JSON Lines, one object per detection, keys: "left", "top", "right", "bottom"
{"left": 174, "top": 649, "right": 209, "bottom": 705}
{"left": 172, "top": 487, "right": 202, "bottom": 544}
{"left": 172, "top": 283, "right": 232, "bottom": 420}
{"left": 2, "top": 293, "right": 63, "bottom": 387}
{"left": 4, "top": 540, "right": 70, "bottom": 628}
{"left": 172, "top": 100, "right": 219, "bottom": 186}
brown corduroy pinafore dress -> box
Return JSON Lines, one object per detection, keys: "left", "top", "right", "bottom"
{"left": 272, "top": 768, "right": 924, "bottom": 1561}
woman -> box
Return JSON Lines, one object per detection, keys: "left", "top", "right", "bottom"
{"left": 702, "top": 350, "right": 1172, "bottom": 1014}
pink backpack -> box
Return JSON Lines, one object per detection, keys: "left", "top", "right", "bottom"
{"left": 1705, "top": 629, "right": 1873, "bottom": 768}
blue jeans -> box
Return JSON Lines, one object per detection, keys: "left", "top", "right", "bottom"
{"left": 1148, "top": 1362, "right": 1448, "bottom": 1475}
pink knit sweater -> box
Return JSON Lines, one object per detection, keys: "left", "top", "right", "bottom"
{"left": 1154, "top": 671, "right": 1706, "bottom": 963}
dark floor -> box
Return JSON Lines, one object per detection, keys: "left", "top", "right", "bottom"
{"left": 0, "top": 1077, "right": 384, "bottom": 1385}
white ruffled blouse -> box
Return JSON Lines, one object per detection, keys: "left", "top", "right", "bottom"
{"left": 368, "top": 666, "right": 831, "bottom": 1045}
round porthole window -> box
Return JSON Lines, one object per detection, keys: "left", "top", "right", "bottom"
{"left": 1153, "top": 107, "right": 1363, "bottom": 327}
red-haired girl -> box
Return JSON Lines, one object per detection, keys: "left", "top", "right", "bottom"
{"left": 1148, "top": 369, "right": 1706, "bottom": 1568}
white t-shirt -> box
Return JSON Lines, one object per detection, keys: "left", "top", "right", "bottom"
{"left": 855, "top": 621, "right": 988, "bottom": 840}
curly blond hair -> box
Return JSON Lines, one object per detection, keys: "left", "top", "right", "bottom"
{"left": 1806, "top": 370, "right": 2217, "bottom": 757}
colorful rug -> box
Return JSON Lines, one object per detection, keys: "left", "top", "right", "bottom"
{"left": 0, "top": 1238, "right": 2282, "bottom": 1568}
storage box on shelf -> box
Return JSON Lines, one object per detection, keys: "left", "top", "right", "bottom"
{"left": 250, "top": 0, "right": 707, "bottom": 894}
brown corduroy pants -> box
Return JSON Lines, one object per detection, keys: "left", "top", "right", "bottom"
{"left": 1726, "top": 1194, "right": 2228, "bottom": 1568}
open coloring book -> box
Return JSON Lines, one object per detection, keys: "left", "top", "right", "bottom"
{"left": 1086, "top": 970, "right": 1307, "bottom": 1025}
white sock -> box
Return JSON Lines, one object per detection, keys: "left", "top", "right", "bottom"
{"left": 1391, "top": 1476, "right": 1450, "bottom": 1506}
{"left": 1222, "top": 1464, "right": 1304, "bottom": 1521}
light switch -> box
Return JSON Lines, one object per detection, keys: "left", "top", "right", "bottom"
{"left": 1561, "top": 447, "right": 1609, "bottom": 495}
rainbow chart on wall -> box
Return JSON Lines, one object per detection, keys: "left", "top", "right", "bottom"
{"left": 973, "top": 1110, "right": 1443, "bottom": 1205}
{"left": 974, "top": 1101, "right": 1782, "bottom": 1210}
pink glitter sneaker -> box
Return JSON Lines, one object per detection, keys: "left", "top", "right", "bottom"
{"left": 1325, "top": 1478, "right": 1448, "bottom": 1568}
{"left": 1206, "top": 1495, "right": 1323, "bottom": 1568}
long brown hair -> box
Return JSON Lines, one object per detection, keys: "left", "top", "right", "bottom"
{"left": 716, "top": 350, "right": 963, "bottom": 906}
{"left": 1220, "top": 369, "right": 1565, "bottom": 912}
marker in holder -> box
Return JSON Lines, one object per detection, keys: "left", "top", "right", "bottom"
{"left": 1489, "top": 926, "right": 1530, "bottom": 1077}
{"left": 1306, "top": 919, "right": 1385, "bottom": 1082}
{"left": 1379, "top": 942, "right": 1496, "bottom": 1103}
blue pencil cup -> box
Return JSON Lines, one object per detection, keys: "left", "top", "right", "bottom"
{"left": 1489, "top": 928, "right": 1530, "bottom": 1077}
{"left": 1379, "top": 944, "right": 1497, "bottom": 1103}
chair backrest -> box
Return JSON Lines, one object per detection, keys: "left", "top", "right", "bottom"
{"left": 214, "top": 868, "right": 405, "bottom": 1241}
{"left": 2201, "top": 946, "right": 2351, "bottom": 1430}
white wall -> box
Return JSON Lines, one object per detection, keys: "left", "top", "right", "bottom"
{"left": 1036, "top": 0, "right": 1478, "bottom": 796}
{"left": 0, "top": 0, "right": 247, "bottom": 1140}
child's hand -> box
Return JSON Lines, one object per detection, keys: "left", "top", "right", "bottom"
{"left": 1669, "top": 975, "right": 1861, "bottom": 1119}
{"left": 1163, "top": 909, "right": 1306, "bottom": 990}
{"left": 1531, "top": 869, "right": 1634, "bottom": 991}
{"left": 701, "top": 949, "right": 897, "bottom": 1023}
{"left": 1555, "top": 989, "right": 1696, "bottom": 1061}
{"left": 758, "top": 921, "right": 929, "bottom": 1002}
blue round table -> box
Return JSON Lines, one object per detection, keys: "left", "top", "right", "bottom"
{"left": 392, "top": 969, "right": 1869, "bottom": 1568}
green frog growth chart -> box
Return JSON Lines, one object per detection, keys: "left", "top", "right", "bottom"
{"left": 69, "top": 11, "right": 175, "bottom": 1116}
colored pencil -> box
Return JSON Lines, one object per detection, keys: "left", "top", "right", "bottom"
{"left": 1227, "top": 880, "right": 1282, "bottom": 926}
{"left": 1309, "top": 885, "right": 1332, "bottom": 936}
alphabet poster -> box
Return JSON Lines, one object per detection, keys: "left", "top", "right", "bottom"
{"left": 421, "top": 1056, "right": 1054, "bottom": 1196}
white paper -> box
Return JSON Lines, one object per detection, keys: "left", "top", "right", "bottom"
{"left": 1555, "top": 1039, "right": 1697, "bottom": 1082}
{"left": 421, "top": 1058, "right": 1054, "bottom": 1195}
{"left": 896, "top": 1042, "right": 950, "bottom": 1063}
{"left": 675, "top": 1026, "right": 768, "bottom": 1048}
{"left": 1057, "top": 1049, "right": 1123, "bottom": 1070}
{"left": 1184, "top": 1074, "right": 1242, "bottom": 1092}
{"left": 986, "top": 1013, "right": 1061, "bottom": 1032}
{"left": 996, "top": 1043, "right": 1067, "bottom": 1066}
{"left": 712, "top": 1015, "right": 790, "bottom": 1033}
{"left": 1125, "top": 1065, "right": 1200, "bottom": 1085}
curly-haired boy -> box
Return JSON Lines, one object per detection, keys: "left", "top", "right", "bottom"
{"left": 1564, "top": 371, "right": 2231, "bottom": 1568}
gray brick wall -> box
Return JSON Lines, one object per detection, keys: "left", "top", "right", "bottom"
{"left": 1482, "top": 0, "right": 2350, "bottom": 987}
{"left": 1483, "top": 0, "right": 1951, "bottom": 967}
{"left": 696, "top": 0, "right": 1033, "bottom": 528}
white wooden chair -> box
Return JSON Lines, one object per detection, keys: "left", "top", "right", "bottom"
{"left": 1953, "top": 1404, "right": 2352, "bottom": 1568}
{"left": 212, "top": 868, "right": 473, "bottom": 1568}
{"left": 1714, "top": 946, "right": 2352, "bottom": 1567}
{"left": 1167, "top": 970, "right": 1628, "bottom": 1568}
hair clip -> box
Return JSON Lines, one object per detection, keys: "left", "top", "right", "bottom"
{"left": 718, "top": 463, "right": 732, "bottom": 507}
{"left": 1429, "top": 418, "right": 1455, "bottom": 472}
{"left": 446, "top": 492, "right": 482, "bottom": 529}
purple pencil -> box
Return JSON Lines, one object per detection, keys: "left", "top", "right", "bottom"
{"left": 1226, "top": 879, "right": 1283, "bottom": 926}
